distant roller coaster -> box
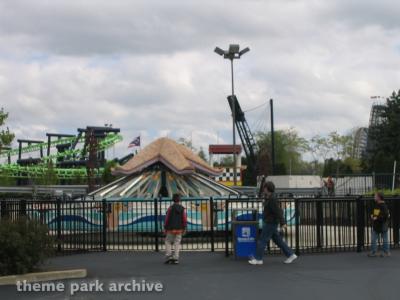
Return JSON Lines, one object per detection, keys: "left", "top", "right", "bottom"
{"left": 0, "top": 126, "right": 123, "bottom": 183}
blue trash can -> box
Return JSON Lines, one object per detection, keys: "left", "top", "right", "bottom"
{"left": 232, "top": 209, "right": 258, "bottom": 259}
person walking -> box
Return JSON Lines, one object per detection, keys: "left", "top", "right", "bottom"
{"left": 325, "top": 176, "right": 335, "bottom": 196}
{"left": 368, "top": 192, "right": 390, "bottom": 257}
{"left": 249, "top": 181, "right": 297, "bottom": 265}
{"left": 164, "top": 193, "right": 187, "bottom": 264}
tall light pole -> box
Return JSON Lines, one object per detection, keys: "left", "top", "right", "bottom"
{"left": 270, "top": 99, "right": 275, "bottom": 175}
{"left": 214, "top": 44, "right": 250, "bottom": 186}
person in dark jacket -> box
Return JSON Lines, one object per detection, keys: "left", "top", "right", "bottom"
{"left": 164, "top": 193, "right": 187, "bottom": 264}
{"left": 249, "top": 181, "right": 297, "bottom": 265}
{"left": 368, "top": 192, "right": 390, "bottom": 257}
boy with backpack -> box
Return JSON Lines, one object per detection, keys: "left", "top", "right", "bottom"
{"left": 368, "top": 192, "right": 390, "bottom": 257}
{"left": 164, "top": 193, "right": 187, "bottom": 264}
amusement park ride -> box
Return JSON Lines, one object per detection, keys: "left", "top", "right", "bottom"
{"left": 227, "top": 95, "right": 260, "bottom": 183}
{"left": 0, "top": 94, "right": 267, "bottom": 192}
{"left": 0, "top": 126, "right": 123, "bottom": 189}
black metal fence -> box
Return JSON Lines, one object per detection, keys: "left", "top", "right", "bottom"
{"left": 331, "top": 173, "right": 400, "bottom": 196}
{"left": 0, "top": 196, "right": 399, "bottom": 256}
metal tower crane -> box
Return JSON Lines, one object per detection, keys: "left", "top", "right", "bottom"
{"left": 227, "top": 95, "right": 259, "bottom": 183}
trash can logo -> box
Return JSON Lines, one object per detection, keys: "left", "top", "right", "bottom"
{"left": 241, "top": 227, "right": 251, "bottom": 238}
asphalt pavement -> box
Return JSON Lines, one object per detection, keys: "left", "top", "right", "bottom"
{"left": 0, "top": 250, "right": 399, "bottom": 300}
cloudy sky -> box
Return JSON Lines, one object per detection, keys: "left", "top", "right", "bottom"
{"left": 1, "top": 0, "right": 400, "bottom": 159}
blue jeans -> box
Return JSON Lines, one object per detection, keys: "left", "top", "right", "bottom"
{"left": 254, "top": 222, "right": 294, "bottom": 260}
{"left": 371, "top": 230, "right": 389, "bottom": 253}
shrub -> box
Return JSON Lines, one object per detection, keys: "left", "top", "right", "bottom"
{"left": 0, "top": 218, "right": 54, "bottom": 276}
{"left": 364, "top": 189, "right": 400, "bottom": 197}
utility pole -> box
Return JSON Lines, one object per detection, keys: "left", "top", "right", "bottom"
{"left": 270, "top": 99, "right": 275, "bottom": 175}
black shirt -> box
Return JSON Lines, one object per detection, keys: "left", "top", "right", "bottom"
{"left": 262, "top": 193, "right": 286, "bottom": 226}
{"left": 371, "top": 202, "right": 389, "bottom": 233}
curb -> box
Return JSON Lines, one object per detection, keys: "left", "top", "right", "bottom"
{"left": 0, "top": 269, "right": 87, "bottom": 286}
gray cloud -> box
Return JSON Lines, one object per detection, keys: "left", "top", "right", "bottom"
{"left": 1, "top": 0, "right": 400, "bottom": 161}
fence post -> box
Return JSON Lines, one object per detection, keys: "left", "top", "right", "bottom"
{"left": 316, "top": 199, "right": 323, "bottom": 248}
{"left": 56, "top": 196, "right": 62, "bottom": 252}
{"left": 294, "top": 198, "right": 300, "bottom": 256}
{"left": 364, "top": 176, "right": 367, "bottom": 194}
{"left": 154, "top": 197, "right": 160, "bottom": 252}
{"left": 356, "top": 196, "right": 365, "bottom": 252}
{"left": 102, "top": 198, "right": 107, "bottom": 251}
{"left": 210, "top": 197, "right": 215, "bottom": 252}
{"left": 372, "top": 172, "right": 376, "bottom": 189}
{"left": 225, "top": 199, "right": 230, "bottom": 257}
{"left": 392, "top": 198, "right": 400, "bottom": 246}
{"left": 19, "top": 199, "right": 27, "bottom": 217}
{"left": 1, "top": 199, "right": 8, "bottom": 219}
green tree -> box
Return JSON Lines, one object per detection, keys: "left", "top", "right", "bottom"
{"left": 0, "top": 169, "right": 16, "bottom": 186}
{"left": 323, "top": 158, "right": 352, "bottom": 177}
{"left": 256, "top": 128, "right": 309, "bottom": 175}
{"left": 0, "top": 108, "right": 16, "bottom": 185}
{"left": 327, "top": 131, "right": 353, "bottom": 162}
{"left": 364, "top": 90, "right": 400, "bottom": 172}
{"left": 307, "top": 135, "right": 331, "bottom": 174}
{"left": 308, "top": 131, "right": 360, "bottom": 175}
{"left": 326, "top": 131, "right": 354, "bottom": 174}
{"left": 217, "top": 155, "right": 234, "bottom": 167}
{"left": 102, "top": 160, "right": 118, "bottom": 184}
{"left": 0, "top": 108, "right": 15, "bottom": 149}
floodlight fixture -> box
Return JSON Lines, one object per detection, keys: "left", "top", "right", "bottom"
{"left": 239, "top": 47, "right": 250, "bottom": 57}
{"left": 214, "top": 47, "right": 225, "bottom": 56}
{"left": 228, "top": 44, "right": 240, "bottom": 55}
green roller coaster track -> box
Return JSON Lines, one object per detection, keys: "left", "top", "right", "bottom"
{"left": 0, "top": 136, "right": 77, "bottom": 158}
{"left": 0, "top": 133, "right": 123, "bottom": 179}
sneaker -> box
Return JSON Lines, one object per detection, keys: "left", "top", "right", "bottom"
{"left": 367, "top": 252, "right": 377, "bottom": 257}
{"left": 284, "top": 254, "right": 298, "bottom": 264}
{"left": 171, "top": 259, "right": 179, "bottom": 264}
{"left": 248, "top": 258, "right": 263, "bottom": 265}
{"left": 164, "top": 256, "right": 173, "bottom": 264}
{"left": 381, "top": 252, "right": 391, "bottom": 257}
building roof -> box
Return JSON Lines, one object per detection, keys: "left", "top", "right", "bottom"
{"left": 112, "top": 137, "right": 221, "bottom": 176}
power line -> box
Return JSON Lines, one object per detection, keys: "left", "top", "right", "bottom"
{"left": 243, "top": 101, "right": 268, "bottom": 113}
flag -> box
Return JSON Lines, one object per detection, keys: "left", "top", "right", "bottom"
{"left": 128, "top": 136, "right": 140, "bottom": 148}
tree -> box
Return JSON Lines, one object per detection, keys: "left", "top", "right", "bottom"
{"left": 0, "top": 108, "right": 16, "bottom": 186}
{"left": 307, "top": 135, "right": 330, "bottom": 174}
{"left": 327, "top": 131, "right": 353, "bottom": 162}
{"left": 308, "top": 131, "right": 360, "bottom": 175}
{"left": 323, "top": 158, "right": 352, "bottom": 177}
{"left": 364, "top": 90, "right": 400, "bottom": 172}
{"left": 102, "top": 160, "right": 118, "bottom": 184}
{"left": 0, "top": 108, "right": 15, "bottom": 149}
{"left": 256, "top": 128, "right": 309, "bottom": 175}
{"left": 197, "top": 147, "right": 208, "bottom": 162}
{"left": 326, "top": 131, "right": 354, "bottom": 175}
{"left": 217, "top": 155, "right": 234, "bottom": 167}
